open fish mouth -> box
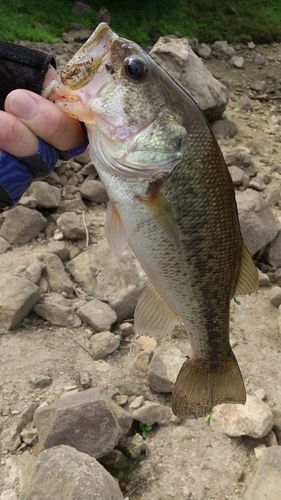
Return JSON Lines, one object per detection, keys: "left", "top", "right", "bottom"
{"left": 43, "top": 23, "right": 117, "bottom": 97}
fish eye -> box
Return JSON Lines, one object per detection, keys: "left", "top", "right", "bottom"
{"left": 124, "top": 56, "right": 148, "bottom": 81}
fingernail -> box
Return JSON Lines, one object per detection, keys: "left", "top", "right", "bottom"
{"left": 7, "top": 91, "right": 38, "bottom": 119}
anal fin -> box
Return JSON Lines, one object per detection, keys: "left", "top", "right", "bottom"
{"left": 172, "top": 350, "right": 246, "bottom": 419}
{"left": 104, "top": 200, "right": 128, "bottom": 259}
{"left": 134, "top": 282, "right": 179, "bottom": 336}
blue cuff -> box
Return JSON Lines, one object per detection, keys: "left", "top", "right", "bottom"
{"left": 0, "top": 152, "right": 33, "bottom": 207}
{"left": 58, "top": 139, "right": 89, "bottom": 161}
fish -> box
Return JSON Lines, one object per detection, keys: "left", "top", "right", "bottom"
{"left": 44, "top": 23, "right": 259, "bottom": 418}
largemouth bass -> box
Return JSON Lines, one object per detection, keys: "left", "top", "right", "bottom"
{"left": 45, "top": 23, "right": 258, "bottom": 418}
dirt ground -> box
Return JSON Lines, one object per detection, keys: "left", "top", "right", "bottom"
{"left": 1, "top": 40, "right": 281, "bottom": 500}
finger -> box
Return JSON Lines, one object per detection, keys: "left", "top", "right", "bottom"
{"left": 0, "top": 110, "right": 39, "bottom": 157}
{"left": 5, "top": 89, "right": 86, "bottom": 151}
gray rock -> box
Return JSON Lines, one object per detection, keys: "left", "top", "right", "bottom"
{"left": 29, "top": 374, "right": 53, "bottom": 388}
{"left": 109, "top": 399, "right": 134, "bottom": 436}
{"left": 237, "top": 95, "right": 253, "bottom": 112}
{"left": 66, "top": 240, "right": 146, "bottom": 321}
{"left": 34, "top": 302, "right": 82, "bottom": 327}
{"left": 133, "top": 401, "right": 173, "bottom": 426}
{"left": 89, "top": 331, "right": 120, "bottom": 359}
{"left": 269, "top": 286, "right": 281, "bottom": 307}
{"left": 254, "top": 53, "right": 266, "bottom": 66}
{"left": 1, "top": 423, "right": 21, "bottom": 452}
{"left": 133, "top": 350, "right": 153, "bottom": 373}
{"left": 113, "top": 378, "right": 145, "bottom": 396}
{"left": 257, "top": 268, "right": 270, "bottom": 287}
{"left": 56, "top": 212, "right": 86, "bottom": 240}
{"left": 224, "top": 150, "right": 257, "bottom": 176}
{"left": 250, "top": 80, "right": 266, "bottom": 92}
{"left": 212, "top": 119, "right": 238, "bottom": 139}
{"left": 230, "top": 56, "right": 244, "bottom": 68}
{"left": 25, "top": 259, "right": 42, "bottom": 284}
{"left": 77, "top": 298, "right": 117, "bottom": 331}
{"left": 19, "top": 428, "right": 38, "bottom": 446}
{"left": 212, "top": 40, "right": 235, "bottom": 59}
{"left": 0, "top": 236, "right": 11, "bottom": 254}
{"left": 242, "top": 446, "right": 281, "bottom": 500}
{"left": 126, "top": 433, "right": 146, "bottom": 459}
{"left": 44, "top": 253, "right": 73, "bottom": 296}
{"left": 99, "top": 449, "right": 129, "bottom": 469}
{"left": 1, "top": 489, "right": 18, "bottom": 500}
{"left": 148, "top": 345, "right": 186, "bottom": 393}
{"left": 45, "top": 241, "right": 69, "bottom": 261}
{"left": 0, "top": 206, "right": 47, "bottom": 245}
{"left": 211, "top": 394, "right": 273, "bottom": 438}
{"left": 248, "top": 177, "right": 266, "bottom": 191}
{"left": 18, "top": 445, "right": 123, "bottom": 500}
{"left": 0, "top": 275, "right": 41, "bottom": 330}
{"left": 80, "top": 179, "right": 109, "bottom": 203}
{"left": 118, "top": 322, "right": 135, "bottom": 337}
{"left": 264, "top": 183, "right": 281, "bottom": 206}
{"left": 57, "top": 198, "right": 87, "bottom": 213}
{"left": 197, "top": 43, "right": 211, "bottom": 59}
{"left": 150, "top": 36, "right": 228, "bottom": 121}
{"left": 34, "top": 388, "right": 122, "bottom": 458}
{"left": 228, "top": 166, "right": 246, "bottom": 186}
{"left": 266, "top": 232, "right": 281, "bottom": 268}
{"left": 235, "top": 189, "right": 279, "bottom": 255}
{"left": 28, "top": 181, "right": 61, "bottom": 208}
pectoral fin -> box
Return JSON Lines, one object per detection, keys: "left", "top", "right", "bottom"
{"left": 134, "top": 282, "right": 179, "bottom": 336}
{"left": 138, "top": 186, "right": 182, "bottom": 252}
{"left": 105, "top": 201, "right": 128, "bottom": 259}
{"left": 234, "top": 242, "right": 259, "bottom": 296}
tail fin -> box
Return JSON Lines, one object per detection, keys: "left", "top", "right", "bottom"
{"left": 172, "top": 350, "right": 246, "bottom": 419}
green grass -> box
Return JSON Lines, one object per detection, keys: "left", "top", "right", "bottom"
{"left": 0, "top": 0, "right": 281, "bottom": 45}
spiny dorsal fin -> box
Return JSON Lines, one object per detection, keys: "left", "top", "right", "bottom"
{"left": 235, "top": 242, "right": 259, "bottom": 296}
{"left": 134, "top": 282, "right": 179, "bottom": 336}
{"left": 138, "top": 187, "right": 182, "bottom": 252}
{"left": 104, "top": 200, "right": 128, "bottom": 259}
{"left": 172, "top": 350, "right": 246, "bottom": 419}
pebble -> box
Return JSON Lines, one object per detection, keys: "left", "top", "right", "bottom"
{"left": 29, "top": 374, "right": 53, "bottom": 389}
{"left": 129, "top": 395, "right": 144, "bottom": 410}
{"left": 269, "top": 286, "right": 281, "bottom": 307}
{"left": 77, "top": 298, "right": 117, "bottom": 332}
{"left": 126, "top": 433, "right": 146, "bottom": 459}
{"left": 89, "top": 331, "right": 120, "bottom": 359}
{"left": 137, "top": 335, "right": 157, "bottom": 351}
{"left": 133, "top": 349, "right": 153, "bottom": 373}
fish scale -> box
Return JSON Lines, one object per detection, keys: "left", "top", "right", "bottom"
{"left": 45, "top": 23, "right": 259, "bottom": 418}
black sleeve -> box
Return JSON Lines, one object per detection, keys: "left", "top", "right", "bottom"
{"left": 0, "top": 41, "right": 56, "bottom": 111}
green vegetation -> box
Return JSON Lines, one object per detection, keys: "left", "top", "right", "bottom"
{"left": 139, "top": 421, "right": 154, "bottom": 439}
{"left": 0, "top": 0, "right": 281, "bottom": 44}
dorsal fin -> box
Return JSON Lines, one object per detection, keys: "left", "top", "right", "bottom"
{"left": 134, "top": 281, "right": 179, "bottom": 336}
{"left": 235, "top": 242, "right": 259, "bottom": 296}
{"left": 104, "top": 200, "right": 128, "bottom": 259}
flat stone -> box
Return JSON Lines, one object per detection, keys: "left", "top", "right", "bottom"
{"left": 80, "top": 179, "right": 108, "bottom": 203}
{"left": 44, "top": 253, "right": 73, "bottom": 296}
{"left": 29, "top": 374, "right": 53, "bottom": 389}
{"left": 109, "top": 399, "right": 134, "bottom": 436}
{"left": 0, "top": 206, "right": 47, "bottom": 245}
{"left": 56, "top": 212, "right": 86, "bottom": 240}
{"left": 133, "top": 401, "right": 173, "bottom": 426}
{"left": 34, "top": 302, "right": 81, "bottom": 327}
{"left": 89, "top": 331, "right": 120, "bottom": 359}
{"left": 25, "top": 259, "right": 42, "bottom": 285}
{"left": 211, "top": 394, "right": 273, "bottom": 438}
{"left": 133, "top": 350, "right": 154, "bottom": 373}
{"left": 228, "top": 165, "right": 246, "bottom": 185}
{"left": 44, "top": 241, "right": 69, "bottom": 261}
{"left": 28, "top": 181, "right": 61, "bottom": 208}
{"left": 113, "top": 378, "right": 145, "bottom": 396}
{"left": 147, "top": 345, "right": 186, "bottom": 393}
{"left": 243, "top": 446, "right": 281, "bottom": 500}
{"left": 77, "top": 298, "right": 117, "bottom": 332}
{"left": 34, "top": 388, "right": 122, "bottom": 459}
{"left": 0, "top": 275, "right": 40, "bottom": 330}
{"left": 18, "top": 445, "right": 124, "bottom": 500}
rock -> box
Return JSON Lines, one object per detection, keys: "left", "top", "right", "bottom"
{"left": 44, "top": 253, "right": 73, "bottom": 296}
{"left": 72, "top": 1, "right": 94, "bottom": 14}
{"left": 133, "top": 401, "right": 174, "bottom": 426}
{"left": 129, "top": 395, "right": 144, "bottom": 410}
{"left": 0, "top": 206, "right": 47, "bottom": 245}
{"left": 0, "top": 275, "right": 40, "bottom": 330}
{"left": 28, "top": 181, "right": 61, "bottom": 208}
{"left": 80, "top": 179, "right": 109, "bottom": 203}
{"left": 57, "top": 197, "right": 87, "bottom": 213}
{"left": 138, "top": 335, "right": 157, "bottom": 350}
{"left": 150, "top": 36, "right": 228, "bottom": 121}
{"left": 250, "top": 80, "right": 266, "bottom": 92}
{"left": 269, "top": 286, "right": 281, "bottom": 307}
{"left": 224, "top": 150, "right": 257, "bottom": 176}
{"left": 126, "top": 433, "right": 146, "bottom": 459}
{"left": 45, "top": 241, "right": 69, "bottom": 261}
{"left": 235, "top": 189, "right": 279, "bottom": 255}
{"left": 266, "top": 232, "right": 281, "bottom": 268}
{"left": 79, "top": 371, "right": 91, "bottom": 389}
{"left": 118, "top": 322, "right": 135, "bottom": 337}
{"left": 1, "top": 489, "right": 18, "bottom": 500}
{"left": 113, "top": 378, "right": 145, "bottom": 396}
{"left": 89, "top": 331, "right": 120, "bottom": 359}
{"left": 56, "top": 212, "right": 86, "bottom": 240}
{"left": 248, "top": 41, "right": 255, "bottom": 49}
{"left": 257, "top": 268, "right": 270, "bottom": 287}
{"left": 147, "top": 345, "right": 186, "bottom": 393}
{"left": 248, "top": 177, "right": 266, "bottom": 191}
{"left": 212, "top": 40, "right": 235, "bottom": 59}
{"left": 133, "top": 349, "right": 153, "bottom": 373}
{"left": 197, "top": 43, "right": 211, "bottom": 59}
{"left": 99, "top": 449, "right": 129, "bottom": 469}
{"left": 29, "top": 373, "right": 52, "bottom": 388}
{"left": 18, "top": 445, "right": 123, "bottom": 500}
{"left": 34, "top": 388, "right": 122, "bottom": 458}
{"left": 237, "top": 95, "right": 253, "bottom": 112}
{"left": 230, "top": 56, "right": 245, "bottom": 68}
{"left": 228, "top": 166, "right": 246, "bottom": 185}
{"left": 77, "top": 298, "right": 117, "bottom": 331}
{"left": 25, "top": 259, "right": 42, "bottom": 284}
{"left": 19, "top": 428, "right": 38, "bottom": 446}
{"left": 109, "top": 399, "right": 134, "bottom": 436}
{"left": 66, "top": 240, "right": 146, "bottom": 321}
{"left": 242, "top": 446, "right": 281, "bottom": 500}
{"left": 264, "top": 183, "right": 281, "bottom": 206}
{"left": 211, "top": 394, "right": 273, "bottom": 438}
{"left": 212, "top": 119, "right": 238, "bottom": 139}
{"left": 1, "top": 423, "right": 21, "bottom": 452}
{"left": 34, "top": 302, "right": 82, "bottom": 327}
{"left": 254, "top": 53, "right": 266, "bottom": 66}
{"left": 0, "top": 236, "right": 11, "bottom": 254}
